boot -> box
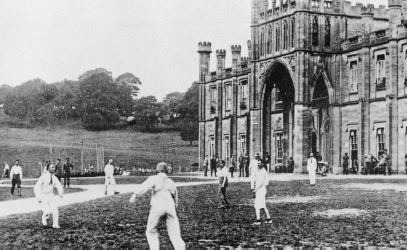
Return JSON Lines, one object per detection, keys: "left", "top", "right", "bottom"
{"left": 18, "top": 188, "right": 21, "bottom": 197}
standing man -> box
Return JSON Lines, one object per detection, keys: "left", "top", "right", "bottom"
{"left": 405, "top": 154, "right": 407, "bottom": 175}
{"left": 287, "top": 157, "right": 294, "bottom": 173}
{"left": 34, "top": 164, "right": 64, "bottom": 229}
{"left": 307, "top": 153, "right": 317, "bottom": 186}
{"left": 129, "top": 162, "right": 185, "bottom": 250}
{"left": 63, "top": 158, "right": 74, "bottom": 188}
{"left": 203, "top": 155, "right": 209, "bottom": 177}
{"left": 380, "top": 149, "right": 390, "bottom": 175}
{"left": 244, "top": 154, "right": 250, "bottom": 177}
{"left": 249, "top": 153, "right": 261, "bottom": 178}
{"left": 104, "top": 159, "right": 120, "bottom": 195}
{"left": 210, "top": 156, "right": 217, "bottom": 177}
{"left": 218, "top": 160, "right": 230, "bottom": 209}
{"left": 238, "top": 154, "right": 245, "bottom": 177}
{"left": 1, "top": 162, "right": 9, "bottom": 180}
{"left": 364, "top": 154, "right": 372, "bottom": 175}
{"left": 264, "top": 152, "right": 270, "bottom": 173}
{"left": 342, "top": 153, "right": 349, "bottom": 175}
{"left": 251, "top": 160, "right": 272, "bottom": 225}
{"left": 55, "top": 159, "right": 62, "bottom": 182}
{"left": 10, "top": 160, "right": 23, "bottom": 196}
{"left": 230, "top": 155, "right": 236, "bottom": 178}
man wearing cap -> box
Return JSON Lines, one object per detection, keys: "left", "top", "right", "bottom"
{"left": 34, "top": 163, "right": 64, "bottom": 229}
{"left": 10, "top": 160, "right": 23, "bottom": 196}
{"left": 63, "top": 158, "right": 74, "bottom": 188}
{"left": 307, "top": 153, "right": 317, "bottom": 186}
{"left": 104, "top": 159, "right": 119, "bottom": 195}
{"left": 129, "top": 162, "right": 185, "bottom": 250}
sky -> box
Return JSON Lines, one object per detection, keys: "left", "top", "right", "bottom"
{"left": 0, "top": 0, "right": 387, "bottom": 101}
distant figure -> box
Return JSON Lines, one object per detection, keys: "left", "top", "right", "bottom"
{"left": 203, "top": 155, "right": 209, "bottom": 177}
{"left": 342, "top": 153, "right": 349, "bottom": 175}
{"left": 249, "top": 153, "right": 260, "bottom": 178}
{"left": 129, "top": 162, "right": 185, "bottom": 249}
{"left": 287, "top": 157, "right": 294, "bottom": 173}
{"left": 55, "top": 159, "right": 62, "bottom": 182}
{"left": 307, "top": 153, "right": 317, "bottom": 186}
{"left": 104, "top": 159, "right": 119, "bottom": 195}
{"left": 230, "top": 155, "right": 236, "bottom": 178}
{"left": 380, "top": 150, "right": 390, "bottom": 176}
{"left": 364, "top": 154, "right": 373, "bottom": 175}
{"left": 244, "top": 154, "right": 250, "bottom": 177}
{"left": 264, "top": 152, "right": 270, "bottom": 173}
{"left": 1, "top": 162, "right": 9, "bottom": 180}
{"left": 238, "top": 154, "right": 245, "bottom": 177}
{"left": 210, "top": 156, "right": 217, "bottom": 177}
{"left": 34, "top": 164, "right": 63, "bottom": 229}
{"left": 218, "top": 160, "right": 230, "bottom": 209}
{"left": 63, "top": 158, "right": 73, "bottom": 188}
{"left": 405, "top": 154, "right": 407, "bottom": 175}
{"left": 251, "top": 160, "right": 272, "bottom": 226}
{"left": 10, "top": 160, "right": 23, "bottom": 196}
{"left": 315, "top": 152, "right": 322, "bottom": 172}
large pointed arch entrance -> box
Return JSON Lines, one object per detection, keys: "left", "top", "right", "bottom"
{"left": 262, "top": 62, "right": 295, "bottom": 171}
{"left": 310, "top": 75, "right": 331, "bottom": 166}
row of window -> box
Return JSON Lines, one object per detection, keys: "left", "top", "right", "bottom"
{"left": 208, "top": 80, "right": 248, "bottom": 114}
{"left": 208, "top": 134, "right": 247, "bottom": 163}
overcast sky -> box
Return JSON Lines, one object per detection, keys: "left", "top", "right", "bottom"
{"left": 0, "top": 0, "right": 387, "bottom": 101}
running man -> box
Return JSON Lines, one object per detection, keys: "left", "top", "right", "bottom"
{"left": 34, "top": 164, "right": 64, "bottom": 229}
{"left": 10, "top": 160, "right": 23, "bottom": 196}
{"left": 251, "top": 160, "right": 272, "bottom": 225}
{"left": 129, "top": 162, "right": 185, "bottom": 250}
{"left": 104, "top": 159, "right": 119, "bottom": 195}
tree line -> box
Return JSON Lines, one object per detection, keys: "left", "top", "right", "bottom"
{"left": 0, "top": 68, "right": 198, "bottom": 144}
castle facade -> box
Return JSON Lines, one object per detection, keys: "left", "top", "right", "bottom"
{"left": 198, "top": 0, "right": 407, "bottom": 173}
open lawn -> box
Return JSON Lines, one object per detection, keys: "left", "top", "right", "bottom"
{"left": 1, "top": 178, "right": 407, "bottom": 248}
{"left": 0, "top": 111, "right": 199, "bottom": 178}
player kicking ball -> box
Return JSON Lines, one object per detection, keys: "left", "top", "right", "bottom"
{"left": 34, "top": 164, "right": 63, "bottom": 229}
{"left": 129, "top": 162, "right": 185, "bottom": 250}
{"left": 251, "top": 160, "right": 272, "bottom": 226}
{"left": 104, "top": 159, "right": 119, "bottom": 195}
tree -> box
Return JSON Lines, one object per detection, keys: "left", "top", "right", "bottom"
{"left": 53, "top": 80, "right": 81, "bottom": 120}
{"left": 114, "top": 73, "right": 142, "bottom": 98}
{"left": 40, "top": 84, "right": 59, "bottom": 102}
{"left": 0, "top": 84, "right": 13, "bottom": 104}
{"left": 79, "top": 73, "right": 120, "bottom": 130}
{"left": 177, "top": 82, "right": 199, "bottom": 145}
{"left": 163, "top": 92, "right": 184, "bottom": 119}
{"left": 133, "top": 96, "right": 164, "bottom": 132}
{"left": 78, "top": 68, "right": 111, "bottom": 82}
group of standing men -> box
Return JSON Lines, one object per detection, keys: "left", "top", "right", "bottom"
{"left": 342, "top": 150, "right": 392, "bottom": 175}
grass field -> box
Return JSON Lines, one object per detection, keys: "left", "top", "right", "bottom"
{"left": 0, "top": 187, "right": 84, "bottom": 202}
{"left": 1, "top": 178, "right": 407, "bottom": 248}
{"left": 0, "top": 110, "right": 199, "bottom": 178}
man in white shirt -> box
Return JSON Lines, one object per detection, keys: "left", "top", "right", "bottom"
{"left": 218, "top": 160, "right": 230, "bottom": 209}
{"left": 1, "top": 162, "right": 9, "bottom": 179}
{"left": 251, "top": 160, "right": 272, "bottom": 225}
{"left": 10, "top": 160, "right": 23, "bottom": 196}
{"left": 129, "top": 162, "right": 185, "bottom": 250}
{"left": 104, "top": 159, "right": 119, "bottom": 195}
{"left": 34, "top": 164, "right": 64, "bottom": 228}
{"left": 307, "top": 153, "right": 317, "bottom": 186}
{"left": 250, "top": 153, "right": 261, "bottom": 187}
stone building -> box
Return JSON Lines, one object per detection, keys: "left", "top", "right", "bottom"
{"left": 198, "top": 0, "right": 407, "bottom": 173}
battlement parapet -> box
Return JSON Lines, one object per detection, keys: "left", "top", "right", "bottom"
{"left": 198, "top": 41, "right": 212, "bottom": 53}
{"left": 231, "top": 45, "right": 242, "bottom": 53}
{"left": 389, "top": 0, "right": 402, "bottom": 8}
{"left": 344, "top": 1, "right": 388, "bottom": 19}
{"left": 216, "top": 49, "right": 227, "bottom": 57}
{"left": 341, "top": 28, "right": 390, "bottom": 51}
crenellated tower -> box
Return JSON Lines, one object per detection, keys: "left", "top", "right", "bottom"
{"left": 197, "top": 42, "right": 212, "bottom": 82}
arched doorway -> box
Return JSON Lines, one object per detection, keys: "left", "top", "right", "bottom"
{"left": 262, "top": 62, "right": 295, "bottom": 170}
{"left": 311, "top": 76, "right": 330, "bottom": 165}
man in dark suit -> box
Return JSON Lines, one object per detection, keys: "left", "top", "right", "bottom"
{"left": 210, "top": 155, "right": 217, "bottom": 177}
{"left": 244, "top": 154, "right": 250, "bottom": 177}
{"left": 63, "top": 158, "right": 74, "bottom": 188}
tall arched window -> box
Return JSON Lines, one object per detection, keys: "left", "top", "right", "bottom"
{"left": 312, "top": 15, "right": 319, "bottom": 46}
{"left": 276, "top": 24, "right": 280, "bottom": 51}
{"left": 291, "top": 18, "right": 295, "bottom": 47}
{"left": 325, "top": 17, "right": 331, "bottom": 47}
{"left": 267, "top": 25, "right": 273, "bottom": 54}
{"left": 283, "top": 20, "right": 288, "bottom": 50}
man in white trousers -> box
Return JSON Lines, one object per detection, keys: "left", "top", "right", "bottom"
{"left": 307, "top": 153, "right": 317, "bottom": 186}
{"left": 129, "top": 162, "right": 185, "bottom": 250}
{"left": 251, "top": 160, "right": 272, "bottom": 225}
{"left": 34, "top": 164, "right": 63, "bottom": 228}
{"left": 249, "top": 153, "right": 261, "bottom": 179}
{"left": 104, "top": 159, "right": 119, "bottom": 195}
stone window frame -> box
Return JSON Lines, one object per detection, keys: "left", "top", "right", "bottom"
{"left": 239, "top": 79, "right": 248, "bottom": 110}
{"left": 260, "top": 27, "right": 265, "bottom": 57}
{"left": 291, "top": 17, "right": 295, "bottom": 48}
{"left": 267, "top": 24, "right": 273, "bottom": 55}
{"left": 223, "top": 134, "right": 230, "bottom": 164}
{"left": 312, "top": 15, "right": 319, "bottom": 46}
{"left": 275, "top": 23, "right": 281, "bottom": 51}
{"left": 239, "top": 133, "right": 246, "bottom": 155}
{"left": 283, "top": 19, "right": 288, "bottom": 50}
{"left": 324, "top": 16, "right": 331, "bottom": 47}
{"left": 274, "top": 131, "right": 284, "bottom": 164}
{"left": 349, "top": 59, "right": 358, "bottom": 93}
{"left": 224, "top": 82, "right": 232, "bottom": 111}
{"left": 375, "top": 53, "right": 386, "bottom": 90}
{"left": 347, "top": 124, "right": 359, "bottom": 159}
{"left": 373, "top": 122, "right": 386, "bottom": 159}
{"left": 209, "top": 135, "right": 215, "bottom": 158}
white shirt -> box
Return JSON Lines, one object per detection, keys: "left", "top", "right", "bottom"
{"left": 10, "top": 165, "right": 23, "bottom": 180}
{"left": 34, "top": 172, "right": 63, "bottom": 198}
{"left": 250, "top": 162, "right": 259, "bottom": 189}
{"left": 249, "top": 159, "right": 259, "bottom": 176}
{"left": 104, "top": 163, "right": 114, "bottom": 177}
{"left": 307, "top": 157, "right": 317, "bottom": 172}
{"left": 219, "top": 166, "right": 229, "bottom": 178}
{"left": 133, "top": 173, "right": 178, "bottom": 207}
{"left": 3, "top": 164, "right": 9, "bottom": 171}
{"left": 254, "top": 168, "right": 269, "bottom": 190}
